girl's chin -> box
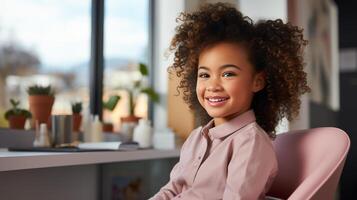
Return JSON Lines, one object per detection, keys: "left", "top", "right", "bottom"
{"left": 207, "top": 110, "right": 243, "bottom": 122}
{"left": 206, "top": 111, "right": 230, "bottom": 119}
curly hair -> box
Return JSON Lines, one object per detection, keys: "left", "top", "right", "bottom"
{"left": 169, "top": 2, "right": 310, "bottom": 138}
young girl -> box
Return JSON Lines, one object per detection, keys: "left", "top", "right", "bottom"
{"left": 151, "top": 3, "right": 310, "bottom": 200}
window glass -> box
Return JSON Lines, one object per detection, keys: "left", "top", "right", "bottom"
{"left": 104, "top": 0, "right": 149, "bottom": 129}
{"left": 0, "top": 0, "right": 91, "bottom": 127}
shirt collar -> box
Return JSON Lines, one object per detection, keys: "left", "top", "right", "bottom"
{"left": 201, "top": 109, "right": 256, "bottom": 139}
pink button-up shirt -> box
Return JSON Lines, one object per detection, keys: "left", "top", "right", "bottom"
{"left": 150, "top": 110, "right": 278, "bottom": 200}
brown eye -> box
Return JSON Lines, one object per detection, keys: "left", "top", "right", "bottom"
{"left": 198, "top": 73, "right": 209, "bottom": 78}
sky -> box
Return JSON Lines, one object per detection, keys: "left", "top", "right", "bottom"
{"left": 0, "top": 0, "right": 148, "bottom": 70}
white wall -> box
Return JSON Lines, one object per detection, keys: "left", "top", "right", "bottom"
{"left": 152, "top": 0, "right": 185, "bottom": 131}
{"left": 239, "top": 0, "right": 287, "bottom": 22}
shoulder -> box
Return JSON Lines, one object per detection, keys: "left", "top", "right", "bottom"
{"left": 230, "top": 122, "right": 278, "bottom": 169}
{"left": 223, "top": 122, "right": 279, "bottom": 176}
{"left": 232, "top": 122, "right": 276, "bottom": 157}
{"left": 239, "top": 122, "right": 273, "bottom": 142}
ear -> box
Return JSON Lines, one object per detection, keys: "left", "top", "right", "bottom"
{"left": 252, "top": 71, "right": 266, "bottom": 93}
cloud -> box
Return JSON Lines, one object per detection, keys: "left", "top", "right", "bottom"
{"left": 104, "top": 17, "right": 148, "bottom": 59}
{"left": 0, "top": 0, "right": 148, "bottom": 69}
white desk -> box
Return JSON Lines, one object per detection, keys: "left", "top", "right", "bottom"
{"left": 0, "top": 148, "right": 180, "bottom": 200}
{"left": 0, "top": 148, "right": 180, "bottom": 171}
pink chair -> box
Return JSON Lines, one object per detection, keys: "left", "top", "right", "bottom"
{"left": 267, "top": 127, "right": 350, "bottom": 200}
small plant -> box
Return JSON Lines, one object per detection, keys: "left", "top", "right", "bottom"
{"left": 71, "top": 101, "right": 83, "bottom": 132}
{"left": 71, "top": 102, "right": 83, "bottom": 114}
{"left": 122, "top": 63, "right": 159, "bottom": 116}
{"left": 4, "top": 99, "right": 32, "bottom": 120}
{"left": 27, "top": 85, "right": 55, "bottom": 96}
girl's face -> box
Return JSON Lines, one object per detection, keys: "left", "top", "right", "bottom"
{"left": 196, "top": 42, "right": 265, "bottom": 126}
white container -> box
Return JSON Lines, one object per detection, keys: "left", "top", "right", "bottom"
{"left": 33, "top": 123, "right": 51, "bottom": 147}
{"left": 121, "top": 121, "right": 137, "bottom": 142}
{"left": 82, "top": 108, "right": 92, "bottom": 142}
{"left": 91, "top": 115, "right": 103, "bottom": 142}
{"left": 153, "top": 128, "right": 176, "bottom": 150}
{"left": 133, "top": 119, "right": 153, "bottom": 148}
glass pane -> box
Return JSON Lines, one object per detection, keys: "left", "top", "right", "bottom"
{"left": 0, "top": 0, "right": 91, "bottom": 128}
{"left": 104, "top": 0, "right": 149, "bottom": 130}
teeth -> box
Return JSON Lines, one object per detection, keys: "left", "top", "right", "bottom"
{"left": 208, "top": 98, "right": 226, "bottom": 102}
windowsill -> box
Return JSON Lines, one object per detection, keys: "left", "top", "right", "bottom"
{"left": 0, "top": 148, "right": 180, "bottom": 172}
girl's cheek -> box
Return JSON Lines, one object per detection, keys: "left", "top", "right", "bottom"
{"left": 197, "top": 84, "right": 204, "bottom": 96}
{"left": 196, "top": 84, "right": 205, "bottom": 103}
{"left": 196, "top": 81, "right": 202, "bottom": 92}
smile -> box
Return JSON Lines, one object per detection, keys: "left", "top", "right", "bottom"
{"left": 205, "top": 96, "right": 229, "bottom": 106}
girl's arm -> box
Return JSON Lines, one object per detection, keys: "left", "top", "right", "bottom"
{"left": 222, "top": 131, "right": 278, "bottom": 200}
{"left": 149, "top": 128, "right": 199, "bottom": 200}
{"left": 149, "top": 161, "right": 184, "bottom": 200}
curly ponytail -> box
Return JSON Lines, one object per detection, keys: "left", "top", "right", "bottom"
{"left": 249, "top": 19, "right": 310, "bottom": 137}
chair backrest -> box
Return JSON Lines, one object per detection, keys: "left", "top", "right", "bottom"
{"left": 267, "top": 127, "right": 350, "bottom": 200}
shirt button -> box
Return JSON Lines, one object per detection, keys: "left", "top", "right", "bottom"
{"left": 198, "top": 156, "right": 201, "bottom": 160}
{"left": 178, "top": 195, "right": 182, "bottom": 198}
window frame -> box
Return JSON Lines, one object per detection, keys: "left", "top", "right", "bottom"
{"left": 90, "top": 0, "right": 154, "bottom": 121}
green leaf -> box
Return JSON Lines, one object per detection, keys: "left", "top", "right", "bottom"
{"left": 10, "top": 99, "right": 19, "bottom": 108}
{"left": 71, "top": 101, "right": 83, "bottom": 114}
{"left": 139, "top": 63, "right": 148, "bottom": 76}
{"left": 4, "top": 99, "right": 31, "bottom": 120}
{"left": 141, "top": 87, "right": 159, "bottom": 103}
{"left": 103, "top": 95, "right": 121, "bottom": 111}
{"left": 27, "top": 85, "right": 55, "bottom": 96}
{"left": 4, "top": 109, "right": 32, "bottom": 120}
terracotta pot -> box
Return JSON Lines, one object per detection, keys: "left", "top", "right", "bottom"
{"left": 72, "top": 113, "right": 82, "bottom": 132}
{"left": 121, "top": 115, "right": 141, "bottom": 123}
{"left": 102, "top": 123, "right": 114, "bottom": 132}
{"left": 8, "top": 115, "right": 27, "bottom": 129}
{"left": 29, "top": 95, "right": 54, "bottom": 128}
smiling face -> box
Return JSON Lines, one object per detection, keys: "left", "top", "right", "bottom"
{"left": 196, "top": 42, "right": 265, "bottom": 126}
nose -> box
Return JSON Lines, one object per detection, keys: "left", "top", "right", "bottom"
{"left": 206, "top": 77, "right": 223, "bottom": 92}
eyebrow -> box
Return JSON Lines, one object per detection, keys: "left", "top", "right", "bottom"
{"left": 198, "top": 64, "right": 242, "bottom": 71}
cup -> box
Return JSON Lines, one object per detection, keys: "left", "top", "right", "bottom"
{"left": 51, "top": 115, "right": 73, "bottom": 147}
{"left": 120, "top": 122, "right": 137, "bottom": 142}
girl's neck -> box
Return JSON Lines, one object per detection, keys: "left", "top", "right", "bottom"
{"left": 213, "top": 109, "right": 250, "bottom": 127}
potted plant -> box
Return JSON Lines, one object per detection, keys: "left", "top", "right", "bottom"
{"left": 4, "top": 99, "right": 32, "bottom": 129}
{"left": 102, "top": 95, "right": 121, "bottom": 132}
{"left": 27, "top": 85, "right": 55, "bottom": 128}
{"left": 71, "top": 101, "right": 82, "bottom": 132}
{"left": 120, "top": 63, "right": 159, "bottom": 123}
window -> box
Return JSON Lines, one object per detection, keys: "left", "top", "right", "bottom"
{"left": 0, "top": 0, "right": 151, "bottom": 130}
{"left": 0, "top": 0, "right": 91, "bottom": 127}
{"left": 103, "top": 0, "right": 149, "bottom": 129}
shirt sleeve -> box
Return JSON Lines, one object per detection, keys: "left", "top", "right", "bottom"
{"left": 149, "top": 162, "right": 184, "bottom": 200}
{"left": 149, "top": 129, "right": 197, "bottom": 200}
{"left": 222, "top": 130, "right": 278, "bottom": 200}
